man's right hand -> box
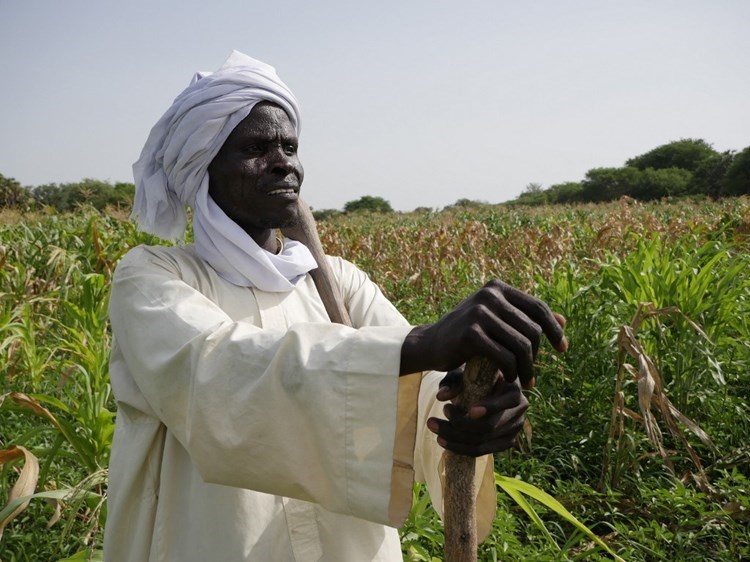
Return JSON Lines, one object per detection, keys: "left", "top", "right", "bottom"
{"left": 399, "top": 280, "right": 567, "bottom": 388}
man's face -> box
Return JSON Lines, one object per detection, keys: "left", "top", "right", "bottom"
{"left": 208, "top": 102, "right": 303, "bottom": 236}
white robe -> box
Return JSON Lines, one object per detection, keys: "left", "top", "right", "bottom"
{"left": 103, "top": 244, "right": 495, "bottom": 562}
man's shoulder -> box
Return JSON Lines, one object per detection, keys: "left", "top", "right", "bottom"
{"left": 323, "top": 255, "right": 379, "bottom": 298}
{"left": 324, "top": 255, "right": 367, "bottom": 282}
{"left": 116, "top": 243, "right": 201, "bottom": 276}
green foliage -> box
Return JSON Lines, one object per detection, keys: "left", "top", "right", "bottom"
{"left": 0, "top": 210, "right": 151, "bottom": 560}
{"left": 2, "top": 200, "right": 750, "bottom": 560}
{"left": 448, "top": 198, "right": 487, "bottom": 209}
{"left": 344, "top": 195, "right": 394, "bottom": 214}
{"left": 0, "top": 174, "right": 31, "bottom": 210}
{"left": 552, "top": 167, "right": 693, "bottom": 203}
{"left": 510, "top": 138, "right": 746, "bottom": 205}
{"left": 581, "top": 167, "right": 642, "bottom": 201}
{"left": 721, "top": 146, "right": 750, "bottom": 196}
{"left": 634, "top": 167, "right": 693, "bottom": 199}
{"left": 31, "top": 179, "right": 134, "bottom": 213}
{"left": 547, "top": 181, "right": 584, "bottom": 204}
{"left": 312, "top": 208, "right": 343, "bottom": 221}
{"left": 626, "top": 138, "right": 719, "bottom": 173}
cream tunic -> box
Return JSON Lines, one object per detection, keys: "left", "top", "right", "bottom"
{"left": 103, "top": 244, "right": 495, "bottom": 562}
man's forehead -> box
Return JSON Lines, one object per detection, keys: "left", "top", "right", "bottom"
{"left": 230, "top": 102, "right": 296, "bottom": 138}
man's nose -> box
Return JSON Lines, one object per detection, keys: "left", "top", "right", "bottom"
{"left": 268, "top": 144, "right": 297, "bottom": 174}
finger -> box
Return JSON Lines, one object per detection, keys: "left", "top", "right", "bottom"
{"left": 501, "top": 284, "right": 567, "bottom": 352}
{"left": 443, "top": 403, "right": 467, "bottom": 420}
{"left": 437, "top": 368, "right": 464, "bottom": 401}
{"left": 436, "top": 416, "right": 526, "bottom": 457}
{"left": 468, "top": 381, "right": 526, "bottom": 419}
{"left": 430, "top": 403, "right": 527, "bottom": 444}
{"left": 523, "top": 376, "right": 536, "bottom": 390}
{"left": 494, "top": 303, "right": 543, "bottom": 358}
{"left": 482, "top": 314, "right": 535, "bottom": 386}
{"left": 468, "top": 333, "right": 520, "bottom": 384}
{"left": 553, "top": 312, "right": 567, "bottom": 329}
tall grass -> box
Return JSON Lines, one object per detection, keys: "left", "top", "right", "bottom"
{"left": 1, "top": 199, "right": 749, "bottom": 560}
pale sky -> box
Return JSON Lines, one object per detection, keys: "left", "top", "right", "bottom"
{"left": 1, "top": 0, "right": 748, "bottom": 212}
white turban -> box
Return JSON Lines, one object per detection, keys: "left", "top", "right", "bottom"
{"left": 131, "top": 51, "right": 317, "bottom": 292}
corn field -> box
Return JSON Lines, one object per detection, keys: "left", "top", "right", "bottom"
{"left": 1, "top": 199, "right": 749, "bottom": 561}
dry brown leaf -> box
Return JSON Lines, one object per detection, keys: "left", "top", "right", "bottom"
{"left": 45, "top": 497, "right": 63, "bottom": 528}
{"left": 665, "top": 401, "right": 719, "bottom": 453}
{"left": 605, "top": 302, "right": 718, "bottom": 490}
{"left": 0, "top": 445, "right": 40, "bottom": 540}
{"left": 620, "top": 406, "right": 644, "bottom": 423}
{"left": 7, "top": 392, "right": 60, "bottom": 428}
{"left": 522, "top": 417, "right": 533, "bottom": 449}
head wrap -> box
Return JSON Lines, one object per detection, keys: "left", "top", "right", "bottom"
{"left": 131, "top": 51, "right": 317, "bottom": 291}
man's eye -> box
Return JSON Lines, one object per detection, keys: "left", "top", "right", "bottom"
{"left": 244, "top": 144, "right": 264, "bottom": 155}
{"left": 283, "top": 145, "right": 297, "bottom": 156}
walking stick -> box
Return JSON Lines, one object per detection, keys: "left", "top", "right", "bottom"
{"left": 443, "top": 357, "right": 500, "bottom": 562}
{"left": 281, "top": 198, "right": 351, "bottom": 327}
{"left": 283, "top": 198, "right": 493, "bottom": 562}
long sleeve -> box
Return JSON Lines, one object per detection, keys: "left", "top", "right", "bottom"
{"left": 108, "top": 245, "right": 412, "bottom": 524}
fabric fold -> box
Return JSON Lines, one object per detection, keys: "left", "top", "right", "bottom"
{"left": 192, "top": 177, "right": 317, "bottom": 291}
{"left": 131, "top": 50, "right": 314, "bottom": 290}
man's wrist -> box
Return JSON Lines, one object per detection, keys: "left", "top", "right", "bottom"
{"left": 399, "top": 325, "right": 432, "bottom": 375}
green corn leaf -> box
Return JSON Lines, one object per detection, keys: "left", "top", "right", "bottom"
{"left": 496, "top": 473, "right": 625, "bottom": 562}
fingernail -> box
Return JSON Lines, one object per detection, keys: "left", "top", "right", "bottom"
{"left": 427, "top": 419, "right": 439, "bottom": 433}
{"left": 558, "top": 336, "right": 569, "bottom": 352}
{"left": 469, "top": 406, "right": 486, "bottom": 419}
{"left": 437, "top": 437, "right": 447, "bottom": 448}
{"left": 437, "top": 386, "right": 450, "bottom": 399}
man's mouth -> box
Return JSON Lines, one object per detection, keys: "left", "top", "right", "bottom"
{"left": 267, "top": 187, "right": 297, "bottom": 196}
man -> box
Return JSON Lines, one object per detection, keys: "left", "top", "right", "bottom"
{"left": 104, "top": 52, "right": 566, "bottom": 561}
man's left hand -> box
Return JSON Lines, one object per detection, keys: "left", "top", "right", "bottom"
{"left": 426, "top": 367, "right": 528, "bottom": 457}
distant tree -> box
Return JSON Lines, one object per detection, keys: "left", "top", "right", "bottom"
{"left": 626, "top": 138, "right": 719, "bottom": 173}
{"left": 344, "top": 195, "right": 394, "bottom": 214}
{"left": 720, "top": 146, "right": 750, "bottom": 196}
{"left": 515, "top": 182, "right": 548, "bottom": 206}
{"left": 312, "top": 208, "right": 342, "bottom": 221}
{"left": 32, "top": 183, "right": 67, "bottom": 209}
{"left": 634, "top": 167, "right": 693, "bottom": 200}
{"left": 0, "top": 174, "right": 31, "bottom": 209}
{"left": 523, "top": 182, "right": 544, "bottom": 194}
{"left": 515, "top": 190, "right": 548, "bottom": 206}
{"left": 694, "top": 150, "right": 735, "bottom": 198}
{"left": 546, "top": 182, "right": 584, "bottom": 204}
{"left": 450, "top": 198, "right": 486, "bottom": 208}
{"left": 580, "top": 167, "right": 641, "bottom": 201}
{"left": 110, "top": 182, "right": 136, "bottom": 208}
{"left": 32, "top": 179, "right": 135, "bottom": 212}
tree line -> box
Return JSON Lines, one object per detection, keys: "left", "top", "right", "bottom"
{"left": 0, "top": 174, "right": 395, "bottom": 219}
{"left": 2, "top": 138, "right": 749, "bottom": 213}
{"left": 0, "top": 176, "right": 134, "bottom": 212}
{"left": 514, "top": 138, "right": 750, "bottom": 206}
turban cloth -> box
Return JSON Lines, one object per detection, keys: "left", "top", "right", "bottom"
{"left": 131, "top": 51, "right": 317, "bottom": 291}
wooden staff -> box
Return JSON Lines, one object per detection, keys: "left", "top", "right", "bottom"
{"left": 283, "top": 198, "right": 493, "bottom": 562}
{"left": 281, "top": 198, "right": 351, "bottom": 326}
{"left": 443, "top": 357, "right": 500, "bottom": 562}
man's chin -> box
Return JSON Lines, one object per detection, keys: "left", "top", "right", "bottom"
{"left": 274, "top": 206, "right": 300, "bottom": 230}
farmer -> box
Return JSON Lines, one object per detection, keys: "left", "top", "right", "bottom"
{"left": 104, "top": 51, "right": 567, "bottom": 561}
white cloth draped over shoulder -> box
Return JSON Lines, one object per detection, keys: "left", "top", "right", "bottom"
{"left": 131, "top": 50, "right": 317, "bottom": 291}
